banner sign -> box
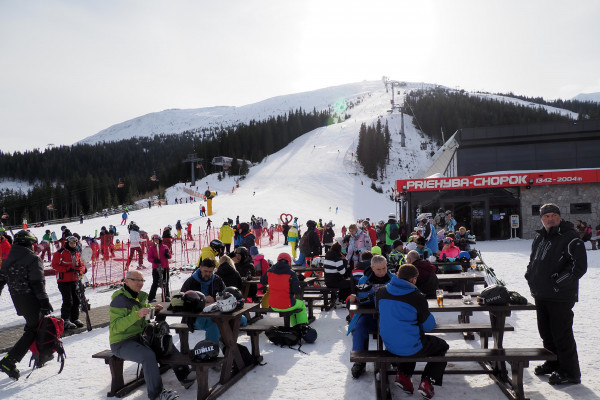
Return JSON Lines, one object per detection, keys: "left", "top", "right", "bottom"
{"left": 397, "top": 169, "right": 600, "bottom": 192}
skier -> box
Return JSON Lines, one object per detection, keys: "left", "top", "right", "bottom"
{"left": 0, "top": 230, "right": 53, "bottom": 381}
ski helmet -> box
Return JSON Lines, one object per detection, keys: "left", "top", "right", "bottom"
{"left": 191, "top": 340, "right": 219, "bottom": 362}
{"left": 217, "top": 292, "right": 237, "bottom": 313}
{"left": 182, "top": 290, "right": 206, "bottom": 313}
{"left": 13, "top": 230, "right": 38, "bottom": 247}
{"left": 301, "top": 326, "right": 317, "bottom": 344}
{"left": 151, "top": 234, "right": 162, "bottom": 242}
{"left": 170, "top": 292, "right": 185, "bottom": 311}
{"left": 222, "top": 287, "right": 243, "bottom": 301}
{"left": 209, "top": 239, "right": 225, "bottom": 253}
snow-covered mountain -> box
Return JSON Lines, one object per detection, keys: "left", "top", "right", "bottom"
{"left": 78, "top": 80, "right": 580, "bottom": 148}
{"left": 76, "top": 81, "right": 394, "bottom": 145}
{"left": 573, "top": 92, "right": 600, "bottom": 103}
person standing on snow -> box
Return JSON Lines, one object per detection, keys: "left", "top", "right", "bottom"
{"left": 219, "top": 221, "right": 234, "bottom": 254}
{"left": 525, "top": 203, "right": 587, "bottom": 386}
{"left": 0, "top": 230, "right": 52, "bottom": 381}
{"left": 51, "top": 235, "right": 86, "bottom": 330}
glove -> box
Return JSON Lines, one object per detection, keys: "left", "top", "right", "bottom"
{"left": 154, "top": 257, "right": 161, "bottom": 264}
{"left": 39, "top": 298, "right": 54, "bottom": 315}
{"left": 164, "top": 249, "right": 171, "bottom": 259}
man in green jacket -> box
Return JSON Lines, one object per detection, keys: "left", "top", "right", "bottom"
{"left": 109, "top": 270, "right": 190, "bottom": 400}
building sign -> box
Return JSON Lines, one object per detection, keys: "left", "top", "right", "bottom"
{"left": 510, "top": 215, "right": 520, "bottom": 228}
{"left": 397, "top": 169, "right": 600, "bottom": 192}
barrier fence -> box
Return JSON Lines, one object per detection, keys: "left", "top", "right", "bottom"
{"left": 79, "top": 226, "right": 284, "bottom": 287}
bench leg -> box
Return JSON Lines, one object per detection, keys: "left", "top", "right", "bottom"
{"left": 283, "top": 314, "right": 291, "bottom": 328}
{"left": 306, "top": 300, "right": 314, "bottom": 322}
{"left": 175, "top": 328, "right": 190, "bottom": 354}
{"left": 108, "top": 356, "right": 125, "bottom": 397}
{"left": 374, "top": 361, "right": 391, "bottom": 400}
{"left": 509, "top": 361, "right": 527, "bottom": 400}
{"left": 247, "top": 333, "right": 263, "bottom": 362}
{"left": 195, "top": 366, "right": 210, "bottom": 400}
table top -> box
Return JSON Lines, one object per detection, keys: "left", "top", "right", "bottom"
{"left": 348, "top": 299, "right": 536, "bottom": 314}
{"left": 436, "top": 272, "right": 486, "bottom": 281}
{"left": 156, "top": 301, "right": 258, "bottom": 319}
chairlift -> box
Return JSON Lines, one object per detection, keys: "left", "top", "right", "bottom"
{"left": 46, "top": 204, "right": 54, "bottom": 211}
{"left": 150, "top": 171, "right": 159, "bottom": 182}
{"left": 117, "top": 178, "right": 125, "bottom": 188}
{"left": 1, "top": 213, "right": 8, "bottom": 220}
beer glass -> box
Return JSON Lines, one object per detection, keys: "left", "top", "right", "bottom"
{"left": 470, "top": 259, "right": 477, "bottom": 273}
{"left": 436, "top": 289, "right": 444, "bottom": 307}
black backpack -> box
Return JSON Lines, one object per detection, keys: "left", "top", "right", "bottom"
{"left": 298, "top": 234, "right": 311, "bottom": 255}
{"left": 265, "top": 325, "right": 316, "bottom": 353}
{"left": 28, "top": 316, "right": 66, "bottom": 377}
{"left": 388, "top": 223, "right": 400, "bottom": 240}
{"left": 141, "top": 321, "right": 173, "bottom": 357}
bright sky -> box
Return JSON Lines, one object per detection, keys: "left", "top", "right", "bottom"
{"left": 1, "top": 0, "right": 599, "bottom": 154}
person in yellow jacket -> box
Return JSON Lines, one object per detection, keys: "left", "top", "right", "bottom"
{"left": 219, "top": 222, "right": 234, "bottom": 254}
{"left": 287, "top": 226, "right": 299, "bottom": 259}
{"left": 196, "top": 239, "right": 225, "bottom": 268}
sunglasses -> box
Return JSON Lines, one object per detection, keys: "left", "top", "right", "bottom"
{"left": 128, "top": 278, "right": 145, "bottom": 283}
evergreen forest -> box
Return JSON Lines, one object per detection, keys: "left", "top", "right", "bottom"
{"left": 403, "top": 88, "right": 596, "bottom": 144}
{"left": 0, "top": 108, "right": 330, "bottom": 225}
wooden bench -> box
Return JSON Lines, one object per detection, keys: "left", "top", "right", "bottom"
{"left": 301, "top": 286, "right": 339, "bottom": 311}
{"left": 169, "top": 322, "right": 191, "bottom": 353}
{"left": 350, "top": 348, "right": 556, "bottom": 400}
{"left": 248, "top": 307, "right": 303, "bottom": 327}
{"left": 238, "top": 325, "right": 270, "bottom": 362}
{"left": 432, "top": 323, "right": 514, "bottom": 348}
{"left": 92, "top": 349, "right": 225, "bottom": 399}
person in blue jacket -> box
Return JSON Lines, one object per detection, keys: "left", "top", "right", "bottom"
{"left": 417, "top": 214, "right": 438, "bottom": 256}
{"left": 376, "top": 264, "right": 449, "bottom": 399}
{"left": 347, "top": 255, "right": 394, "bottom": 379}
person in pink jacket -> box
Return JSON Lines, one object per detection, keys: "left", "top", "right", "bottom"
{"left": 147, "top": 234, "right": 172, "bottom": 302}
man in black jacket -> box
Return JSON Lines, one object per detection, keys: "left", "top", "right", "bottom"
{"left": 0, "top": 230, "right": 52, "bottom": 380}
{"left": 525, "top": 203, "right": 587, "bottom": 385}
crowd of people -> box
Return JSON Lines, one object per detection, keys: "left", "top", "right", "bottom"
{"left": 0, "top": 203, "right": 589, "bottom": 399}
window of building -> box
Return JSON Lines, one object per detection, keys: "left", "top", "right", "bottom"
{"left": 570, "top": 203, "right": 592, "bottom": 214}
{"left": 531, "top": 205, "right": 540, "bottom": 216}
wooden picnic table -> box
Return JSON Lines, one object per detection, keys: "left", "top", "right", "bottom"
{"left": 156, "top": 302, "right": 259, "bottom": 399}
{"left": 436, "top": 270, "right": 487, "bottom": 294}
{"left": 349, "top": 299, "right": 542, "bottom": 400}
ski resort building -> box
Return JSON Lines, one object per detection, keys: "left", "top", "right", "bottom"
{"left": 396, "top": 119, "right": 600, "bottom": 240}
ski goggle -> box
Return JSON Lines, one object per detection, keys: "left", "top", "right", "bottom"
{"left": 66, "top": 236, "right": 78, "bottom": 243}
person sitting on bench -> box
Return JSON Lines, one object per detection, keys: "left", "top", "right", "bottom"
{"left": 377, "top": 264, "right": 449, "bottom": 399}
{"left": 109, "top": 270, "right": 191, "bottom": 400}
{"left": 260, "top": 252, "right": 308, "bottom": 327}
{"left": 347, "top": 255, "right": 394, "bottom": 379}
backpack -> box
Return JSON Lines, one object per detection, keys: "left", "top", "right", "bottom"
{"left": 140, "top": 321, "right": 173, "bottom": 357}
{"left": 298, "top": 234, "right": 311, "bottom": 255}
{"left": 436, "top": 215, "right": 447, "bottom": 229}
{"left": 582, "top": 227, "right": 592, "bottom": 242}
{"left": 28, "top": 316, "right": 66, "bottom": 377}
{"left": 388, "top": 223, "right": 400, "bottom": 240}
{"left": 265, "top": 325, "right": 317, "bottom": 354}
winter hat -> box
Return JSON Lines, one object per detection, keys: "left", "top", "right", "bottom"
{"left": 371, "top": 246, "right": 382, "bottom": 255}
{"left": 277, "top": 252, "right": 292, "bottom": 264}
{"left": 417, "top": 214, "right": 428, "bottom": 222}
{"left": 540, "top": 203, "right": 560, "bottom": 217}
{"left": 249, "top": 246, "right": 259, "bottom": 256}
